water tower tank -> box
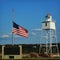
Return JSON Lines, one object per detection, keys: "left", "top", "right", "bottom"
{"left": 42, "top": 14, "right": 55, "bottom": 30}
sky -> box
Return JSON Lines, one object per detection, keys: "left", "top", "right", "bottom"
{"left": 0, "top": 0, "right": 60, "bottom": 45}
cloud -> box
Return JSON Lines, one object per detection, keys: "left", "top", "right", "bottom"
{"left": 0, "top": 34, "right": 21, "bottom": 38}
{"left": 6, "top": 32, "right": 21, "bottom": 38}
{"left": 32, "top": 28, "right": 42, "bottom": 31}
{"left": 1, "top": 35, "right": 9, "bottom": 38}
{"left": 14, "top": 35, "right": 21, "bottom": 38}
{"left": 9, "top": 32, "right": 12, "bottom": 35}
{"left": 31, "top": 32, "right": 36, "bottom": 36}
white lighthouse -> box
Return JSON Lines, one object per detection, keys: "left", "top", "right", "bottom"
{"left": 42, "top": 14, "right": 55, "bottom": 30}
{"left": 39, "top": 13, "right": 59, "bottom": 57}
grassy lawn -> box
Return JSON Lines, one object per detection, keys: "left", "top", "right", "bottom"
{"left": 22, "top": 58, "right": 60, "bottom": 60}
{"left": 22, "top": 53, "right": 60, "bottom": 60}
{"left": 0, "top": 57, "right": 60, "bottom": 60}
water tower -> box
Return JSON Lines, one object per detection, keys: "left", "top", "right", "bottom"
{"left": 39, "top": 13, "right": 59, "bottom": 57}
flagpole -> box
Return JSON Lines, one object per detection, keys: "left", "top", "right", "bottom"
{"left": 12, "top": 8, "right": 14, "bottom": 45}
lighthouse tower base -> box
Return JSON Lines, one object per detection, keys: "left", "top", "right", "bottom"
{"left": 39, "top": 29, "right": 59, "bottom": 57}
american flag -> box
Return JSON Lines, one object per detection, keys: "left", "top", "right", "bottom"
{"left": 12, "top": 22, "right": 28, "bottom": 38}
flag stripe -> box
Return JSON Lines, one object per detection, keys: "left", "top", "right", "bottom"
{"left": 12, "top": 22, "right": 28, "bottom": 38}
{"left": 12, "top": 27, "right": 28, "bottom": 37}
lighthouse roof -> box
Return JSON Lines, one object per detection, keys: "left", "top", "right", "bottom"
{"left": 45, "top": 13, "right": 53, "bottom": 21}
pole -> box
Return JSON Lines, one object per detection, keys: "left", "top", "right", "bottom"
{"left": 12, "top": 8, "right": 14, "bottom": 45}
{"left": 39, "top": 29, "right": 42, "bottom": 54}
{"left": 55, "top": 29, "right": 59, "bottom": 56}
{"left": 46, "top": 31, "right": 48, "bottom": 54}
{"left": 50, "top": 30, "right": 52, "bottom": 54}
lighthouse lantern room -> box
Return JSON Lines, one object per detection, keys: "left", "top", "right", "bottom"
{"left": 42, "top": 14, "right": 55, "bottom": 30}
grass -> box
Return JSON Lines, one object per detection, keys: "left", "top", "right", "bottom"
{"left": 0, "top": 57, "right": 60, "bottom": 60}
{"left": 22, "top": 56, "right": 60, "bottom": 60}
{"left": 22, "top": 58, "right": 60, "bottom": 60}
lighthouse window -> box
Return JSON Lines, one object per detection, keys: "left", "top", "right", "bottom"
{"left": 45, "top": 23, "right": 47, "bottom": 26}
